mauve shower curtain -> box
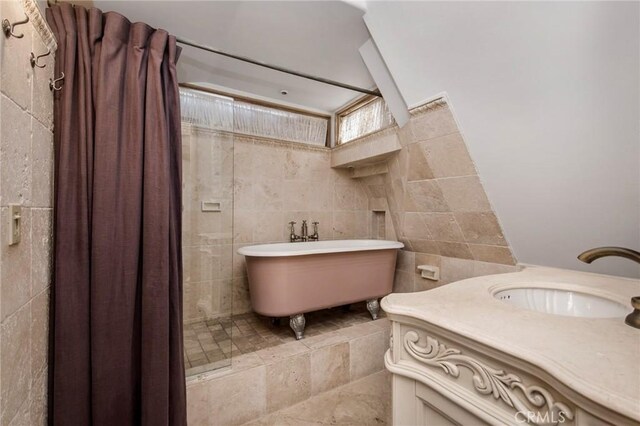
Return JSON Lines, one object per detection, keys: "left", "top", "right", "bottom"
{"left": 46, "top": 4, "right": 186, "bottom": 425}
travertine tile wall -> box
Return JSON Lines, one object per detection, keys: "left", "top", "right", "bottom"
{"left": 387, "top": 102, "right": 516, "bottom": 266}
{"left": 0, "top": 1, "right": 54, "bottom": 424}
{"left": 186, "top": 96, "right": 516, "bottom": 317}
{"left": 182, "top": 125, "right": 234, "bottom": 324}
{"left": 394, "top": 251, "right": 519, "bottom": 293}
{"left": 182, "top": 130, "right": 374, "bottom": 320}
{"left": 337, "top": 100, "right": 518, "bottom": 293}
{"left": 232, "top": 136, "right": 371, "bottom": 313}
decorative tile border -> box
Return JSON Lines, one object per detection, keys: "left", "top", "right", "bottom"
{"left": 235, "top": 134, "right": 329, "bottom": 153}
{"left": 23, "top": 0, "right": 57, "bottom": 51}
{"left": 409, "top": 97, "right": 447, "bottom": 117}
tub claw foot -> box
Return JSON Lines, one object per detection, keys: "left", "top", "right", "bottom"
{"left": 289, "top": 314, "right": 306, "bottom": 340}
{"left": 366, "top": 299, "right": 380, "bottom": 320}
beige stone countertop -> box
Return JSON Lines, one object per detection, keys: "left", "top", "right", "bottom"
{"left": 382, "top": 266, "right": 640, "bottom": 422}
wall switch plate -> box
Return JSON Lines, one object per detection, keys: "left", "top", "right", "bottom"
{"left": 9, "top": 204, "right": 21, "bottom": 245}
{"left": 417, "top": 264, "right": 440, "bottom": 281}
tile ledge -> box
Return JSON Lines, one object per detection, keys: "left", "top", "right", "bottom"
{"left": 331, "top": 126, "right": 398, "bottom": 152}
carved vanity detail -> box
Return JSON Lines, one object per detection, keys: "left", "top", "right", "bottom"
{"left": 383, "top": 267, "right": 640, "bottom": 426}
{"left": 405, "top": 330, "right": 575, "bottom": 424}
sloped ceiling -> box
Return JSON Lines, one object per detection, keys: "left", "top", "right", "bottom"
{"left": 364, "top": 1, "right": 640, "bottom": 278}
{"left": 72, "top": 1, "right": 375, "bottom": 112}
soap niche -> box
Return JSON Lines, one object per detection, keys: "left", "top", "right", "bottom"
{"left": 371, "top": 210, "right": 386, "bottom": 240}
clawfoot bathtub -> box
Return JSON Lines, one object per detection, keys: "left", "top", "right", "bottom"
{"left": 238, "top": 239, "right": 403, "bottom": 339}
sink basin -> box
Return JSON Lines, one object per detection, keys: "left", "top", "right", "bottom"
{"left": 494, "top": 287, "right": 629, "bottom": 318}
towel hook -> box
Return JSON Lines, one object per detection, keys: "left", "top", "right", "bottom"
{"left": 49, "top": 72, "right": 65, "bottom": 91}
{"left": 2, "top": 14, "right": 29, "bottom": 39}
{"left": 30, "top": 48, "right": 51, "bottom": 68}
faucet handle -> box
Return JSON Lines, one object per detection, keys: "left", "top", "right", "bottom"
{"left": 309, "top": 221, "right": 320, "bottom": 241}
{"left": 288, "top": 221, "right": 297, "bottom": 225}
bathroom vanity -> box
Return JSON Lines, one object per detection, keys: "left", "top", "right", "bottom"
{"left": 382, "top": 266, "right": 640, "bottom": 425}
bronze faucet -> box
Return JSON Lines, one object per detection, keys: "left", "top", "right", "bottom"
{"left": 577, "top": 246, "right": 640, "bottom": 329}
{"left": 288, "top": 221, "right": 303, "bottom": 242}
{"left": 289, "top": 220, "right": 319, "bottom": 242}
{"left": 308, "top": 221, "right": 320, "bottom": 241}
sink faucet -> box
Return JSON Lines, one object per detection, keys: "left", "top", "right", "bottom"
{"left": 578, "top": 247, "right": 640, "bottom": 264}
{"left": 577, "top": 246, "right": 640, "bottom": 329}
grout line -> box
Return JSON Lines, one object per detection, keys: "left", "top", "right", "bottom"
{"left": 243, "top": 366, "right": 389, "bottom": 425}
{"left": 405, "top": 173, "right": 478, "bottom": 184}
{"left": 0, "top": 91, "right": 29, "bottom": 113}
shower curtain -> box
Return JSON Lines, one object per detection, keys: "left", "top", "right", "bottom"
{"left": 46, "top": 4, "right": 186, "bottom": 425}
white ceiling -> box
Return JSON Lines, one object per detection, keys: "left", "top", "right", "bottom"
{"left": 73, "top": 1, "right": 375, "bottom": 112}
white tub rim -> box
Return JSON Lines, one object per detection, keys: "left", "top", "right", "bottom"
{"left": 237, "top": 239, "right": 404, "bottom": 257}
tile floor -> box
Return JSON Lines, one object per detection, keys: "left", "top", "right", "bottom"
{"left": 243, "top": 370, "right": 392, "bottom": 425}
{"left": 184, "top": 302, "right": 383, "bottom": 376}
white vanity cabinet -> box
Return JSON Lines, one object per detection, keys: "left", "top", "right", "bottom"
{"left": 382, "top": 267, "right": 640, "bottom": 426}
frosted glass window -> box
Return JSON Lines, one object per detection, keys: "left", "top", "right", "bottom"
{"left": 338, "top": 97, "right": 395, "bottom": 144}
{"left": 232, "top": 102, "right": 328, "bottom": 146}
{"left": 180, "top": 87, "right": 234, "bottom": 131}
{"left": 180, "top": 88, "right": 328, "bottom": 146}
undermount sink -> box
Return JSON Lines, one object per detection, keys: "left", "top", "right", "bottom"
{"left": 494, "top": 287, "right": 629, "bottom": 318}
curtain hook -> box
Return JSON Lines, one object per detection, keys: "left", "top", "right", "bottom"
{"left": 49, "top": 72, "right": 65, "bottom": 91}
{"left": 30, "top": 48, "right": 51, "bottom": 69}
{"left": 2, "top": 13, "right": 29, "bottom": 39}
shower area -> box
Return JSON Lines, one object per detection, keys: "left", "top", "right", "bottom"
{"left": 180, "top": 88, "right": 235, "bottom": 375}
{"left": 179, "top": 87, "right": 329, "bottom": 376}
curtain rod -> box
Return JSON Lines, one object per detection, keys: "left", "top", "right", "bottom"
{"left": 45, "top": 1, "right": 380, "bottom": 97}
{"left": 176, "top": 37, "right": 382, "bottom": 97}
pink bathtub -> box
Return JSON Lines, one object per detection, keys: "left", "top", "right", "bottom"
{"left": 237, "top": 239, "right": 403, "bottom": 339}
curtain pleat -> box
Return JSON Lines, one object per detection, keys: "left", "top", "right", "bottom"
{"left": 46, "top": 4, "right": 186, "bottom": 425}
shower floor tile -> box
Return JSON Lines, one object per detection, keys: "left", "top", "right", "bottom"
{"left": 183, "top": 302, "right": 383, "bottom": 375}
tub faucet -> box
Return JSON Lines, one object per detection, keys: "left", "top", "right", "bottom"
{"left": 289, "top": 221, "right": 303, "bottom": 242}
{"left": 577, "top": 246, "right": 640, "bottom": 329}
{"left": 308, "top": 221, "right": 319, "bottom": 241}
{"left": 301, "top": 220, "right": 308, "bottom": 241}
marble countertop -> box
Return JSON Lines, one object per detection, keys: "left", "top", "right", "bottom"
{"left": 382, "top": 266, "right": 640, "bottom": 421}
